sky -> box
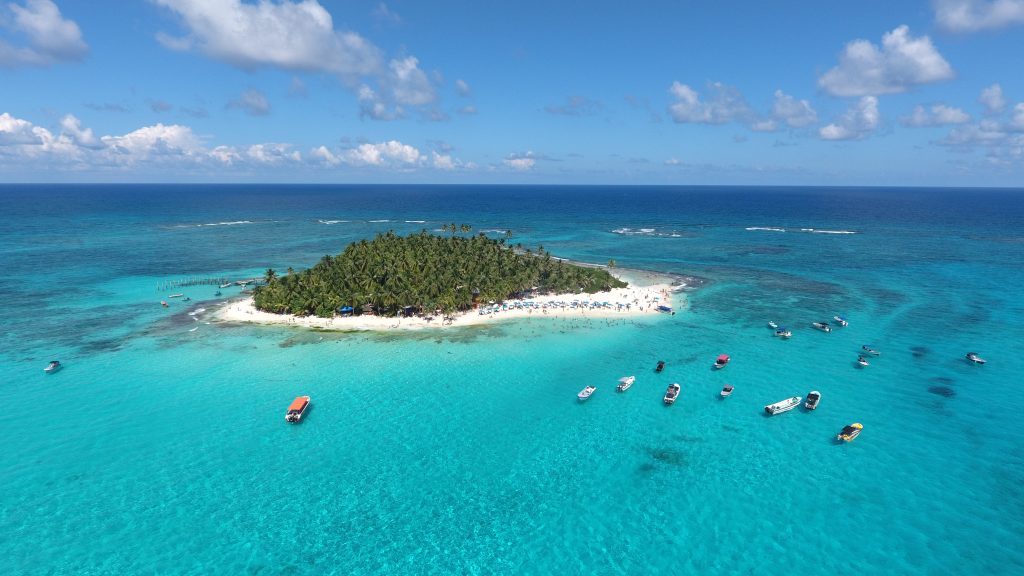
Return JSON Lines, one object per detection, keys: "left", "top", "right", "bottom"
{"left": 1, "top": 0, "right": 1024, "bottom": 186}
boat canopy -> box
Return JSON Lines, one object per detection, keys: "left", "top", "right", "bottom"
{"left": 287, "top": 397, "right": 308, "bottom": 412}
{"left": 717, "top": 354, "right": 730, "bottom": 362}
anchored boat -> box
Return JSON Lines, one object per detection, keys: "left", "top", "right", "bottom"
{"left": 285, "top": 396, "right": 310, "bottom": 423}
{"left": 714, "top": 354, "right": 730, "bottom": 369}
{"left": 805, "top": 391, "right": 821, "bottom": 410}
{"left": 768, "top": 321, "right": 778, "bottom": 329}
{"left": 720, "top": 384, "right": 734, "bottom": 398}
{"left": 663, "top": 383, "right": 681, "bottom": 405}
{"left": 833, "top": 315, "right": 849, "bottom": 327}
{"left": 775, "top": 327, "right": 792, "bottom": 338}
{"left": 578, "top": 385, "right": 597, "bottom": 401}
{"left": 655, "top": 360, "right": 665, "bottom": 373}
{"left": 764, "top": 396, "right": 801, "bottom": 415}
{"left": 857, "top": 356, "right": 869, "bottom": 367}
{"left": 861, "top": 345, "right": 880, "bottom": 356}
{"left": 812, "top": 322, "right": 832, "bottom": 333}
{"left": 44, "top": 360, "right": 62, "bottom": 374}
{"left": 966, "top": 352, "right": 986, "bottom": 365}
{"left": 617, "top": 376, "right": 636, "bottom": 392}
{"left": 837, "top": 423, "right": 863, "bottom": 442}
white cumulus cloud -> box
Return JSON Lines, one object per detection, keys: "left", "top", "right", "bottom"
{"left": 668, "top": 81, "right": 754, "bottom": 125}
{"left": 152, "top": 0, "right": 381, "bottom": 77}
{"left": 901, "top": 104, "right": 970, "bottom": 127}
{"left": 818, "top": 25, "right": 954, "bottom": 97}
{"left": 771, "top": 90, "right": 817, "bottom": 128}
{"left": 820, "top": 96, "right": 880, "bottom": 140}
{"left": 934, "top": 0, "right": 1024, "bottom": 32}
{"left": 979, "top": 84, "right": 1007, "bottom": 114}
{"left": 344, "top": 140, "right": 422, "bottom": 166}
{"left": 0, "top": 0, "right": 87, "bottom": 66}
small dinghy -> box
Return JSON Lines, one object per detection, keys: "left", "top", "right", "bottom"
{"left": 44, "top": 360, "right": 62, "bottom": 374}
{"left": 655, "top": 360, "right": 665, "bottom": 373}
{"left": 720, "top": 384, "right": 734, "bottom": 398}
{"left": 966, "top": 352, "right": 986, "bottom": 365}
{"left": 805, "top": 391, "right": 821, "bottom": 410}
{"left": 857, "top": 356, "right": 869, "bottom": 368}
{"left": 617, "top": 376, "right": 636, "bottom": 392}
{"left": 768, "top": 321, "right": 778, "bottom": 329}
{"left": 837, "top": 423, "right": 863, "bottom": 442}
{"left": 663, "top": 383, "right": 681, "bottom": 405}
{"left": 861, "top": 345, "right": 880, "bottom": 356}
{"left": 764, "top": 396, "right": 801, "bottom": 415}
{"left": 578, "top": 385, "right": 597, "bottom": 401}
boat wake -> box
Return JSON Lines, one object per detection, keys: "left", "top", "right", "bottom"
{"left": 611, "top": 227, "right": 686, "bottom": 238}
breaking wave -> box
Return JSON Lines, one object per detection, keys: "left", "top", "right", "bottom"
{"left": 611, "top": 227, "right": 686, "bottom": 238}
{"left": 368, "top": 219, "right": 393, "bottom": 223}
{"left": 747, "top": 226, "right": 858, "bottom": 234}
{"left": 174, "top": 220, "right": 256, "bottom": 228}
{"left": 317, "top": 219, "right": 349, "bottom": 225}
{"left": 405, "top": 220, "right": 426, "bottom": 223}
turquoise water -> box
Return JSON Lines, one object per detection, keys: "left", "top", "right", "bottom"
{"left": 1, "top": 185, "right": 1023, "bottom": 574}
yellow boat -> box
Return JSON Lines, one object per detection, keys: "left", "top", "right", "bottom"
{"left": 837, "top": 423, "right": 863, "bottom": 442}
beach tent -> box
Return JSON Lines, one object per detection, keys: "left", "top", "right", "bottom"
{"left": 338, "top": 306, "right": 354, "bottom": 316}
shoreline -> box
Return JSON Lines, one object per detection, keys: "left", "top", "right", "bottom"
{"left": 214, "top": 270, "right": 683, "bottom": 332}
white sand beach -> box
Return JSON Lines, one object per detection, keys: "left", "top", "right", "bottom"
{"left": 216, "top": 280, "right": 680, "bottom": 331}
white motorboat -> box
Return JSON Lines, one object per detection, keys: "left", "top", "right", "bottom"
{"left": 578, "top": 385, "right": 597, "bottom": 400}
{"left": 663, "top": 383, "right": 681, "bottom": 405}
{"left": 805, "top": 391, "right": 821, "bottom": 410}
{"left": 812, "top": 322, "right": 832, "bottom": 333}
{"left": 833, "top": 315, "right": 849, "bottom": 327}
{"left": 44, "top": 360, "right": 62, "bottom": 374}
{"left": 861, "top": 345, "right": 880, "bottom": 356}
{"left": 768, "top": 321, "right": 778, "bottom": 329}
{"left": 764, "top": 396, "right": 801, "bottom": 415}
{"left": 720, "top": 384, "right": 734, "bottom": 398}
{"left": 966, "top": 352, "right": 986, "bottom": 365}
{"left": 775, "top": 327, "right": 792, "bottom": 338}
{"left": 857, "top": 356, "right": 869, "bottom": 367}
{"left": 617, "top": 376, "right": 636, "bottom": 392}
{"left": 285, "top": 396, "right": 310, "bottom": 423}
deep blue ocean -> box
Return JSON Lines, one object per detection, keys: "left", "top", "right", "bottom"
{"left": 1, "top": 185, "right": 1022, "bottom": 575}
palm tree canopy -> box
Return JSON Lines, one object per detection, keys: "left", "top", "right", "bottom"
{"left": 253, "top": 230, "right": 626, "bottom": 317}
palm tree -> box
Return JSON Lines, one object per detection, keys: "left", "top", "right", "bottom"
{"left": 460, "top": 224, "right": 471, "bottom": 235}
{"left": 264, "top": 268, "right": 277, "bottom": 283}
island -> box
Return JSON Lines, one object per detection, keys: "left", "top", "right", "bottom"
{"left": 218, "top": 229, "right": 677, "bottom": 330}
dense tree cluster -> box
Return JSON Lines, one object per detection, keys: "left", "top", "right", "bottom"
{"left": 253, "top": 229, "right": 627, "bottom": 317}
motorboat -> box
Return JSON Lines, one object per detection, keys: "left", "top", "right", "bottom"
{"left": 768, "top": 321, "right": 778, "bottom": 329}
{"left": 805, "top": 391, "right": 821, "bottom": 410}
{"left": 161, "top": 301, "right": 168, "bottom": 307}
{"left": 168, "top": 293, "right": 183, "bottom": 298}
{"left": 285, "top": 396, "right": 310, "bottom": 423}
{"left": 837, "top": 423, "right": 863, "bottom": 442}
{"left": 775, "top": 327, "right": 792, "bottom": 338}
{"left": 663, "top": 383, "right": 681, "bottom": 405}
{"left": 655, "top": 360, "right": 665, "bottom": 373}
{"left": 656, "top": 305, "right": 673, "bottom": 314}
{"left": 966, "top": 352, "right": 986, "bottom": 365}
{"left": 833, "top": 315, "right": 849, "bottom": 327}
{"left": 812, "top": 322, "right": 832, "bottom": 333}
{"left": 617, "top": 376, "right": 636, "bottom": 392}
{"left": 219, "top": 282, "right": 233, "bottom": 289}
{"left": 44, "top": 360, "right": 62, "bottom": 374}
{"left": 857, "top": 356, "right": 869, "bottom": 368}
{"left": 764, "top": 396, "right": 801, "bottom": 415}
{"left": 714, "top": 354, "right": 730, "bottom": 369}
{"left": 720, "top": 384, "right": 734, "bottom": 398}
{"left": 578, "top": 385, "right": 597, "bottom": 401}
{"left": 861, "top": 345, "right": 880, "bottom": 356}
